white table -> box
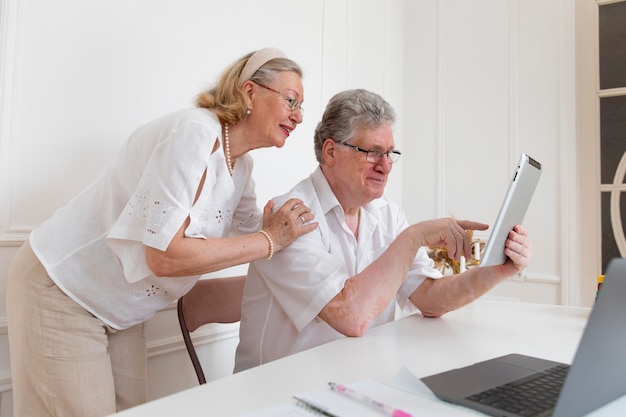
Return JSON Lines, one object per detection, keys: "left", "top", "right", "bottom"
{"left": 112, "top": 299, "right": 626, "bottom": 416}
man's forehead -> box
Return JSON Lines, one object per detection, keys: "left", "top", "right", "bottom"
{"left": 351, "top": 124, "right": 395, "bottom": 147}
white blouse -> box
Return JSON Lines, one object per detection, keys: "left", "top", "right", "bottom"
{"left": 30, "top": 108, "right": 261, "bottom": 329}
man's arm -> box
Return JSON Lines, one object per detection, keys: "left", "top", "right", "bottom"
{"left": 409, "top": 224, "right": 532, "bottom": 318}
{"left": 318, "top": 218, "right": 490, "bottom": 337}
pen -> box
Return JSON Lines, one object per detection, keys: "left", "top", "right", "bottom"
{"left": 328, "top": 382, "right": 413, "bottom": 417}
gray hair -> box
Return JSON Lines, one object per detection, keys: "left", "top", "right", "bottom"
{"left": 313, "top": 89, "right": 396, "bottom": 164}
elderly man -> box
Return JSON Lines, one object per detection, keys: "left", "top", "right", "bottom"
{"left": 235, "top": 89, "right": 532, "bottom": 372}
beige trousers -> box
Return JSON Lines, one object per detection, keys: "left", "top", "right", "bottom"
{"left": 6, "top": 242, "right": 147, "bottom": 417}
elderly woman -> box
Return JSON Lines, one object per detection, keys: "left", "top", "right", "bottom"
{"left": 6, "top": 47, "right": 317, "bottom": 417}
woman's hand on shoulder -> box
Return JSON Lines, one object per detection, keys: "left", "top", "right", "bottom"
{"left": 262, "top": 199, "right": 317, "bottom": 252}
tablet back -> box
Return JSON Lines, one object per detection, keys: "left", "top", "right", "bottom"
{"left": 479, "top": 153, "right": 542, "bottom": 267}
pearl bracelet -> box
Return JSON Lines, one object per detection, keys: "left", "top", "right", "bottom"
{"left": 258, "top": 229, "right": 274, "bottom": 260}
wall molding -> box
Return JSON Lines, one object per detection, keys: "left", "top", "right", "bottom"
{"left": 524, "top": 273, "right": 561, "bottom": 284}
{"left": 0, "top": 374, "right": 12, "bottom": 404}
{"left": 0, "top": 231, "right": 28, "bottom": 247}
{"left": 0, "top": 319, "right": 238, "bottom": 413}
{"left": 435, "top": 0, "right": 446, "bottom": 216}
{"left": 508, "top": 0, "right": 521, "bottom": 164}
{"left": 1, "top": 315, "right": 237, "bottom": 355}
{"left": 559, "top": 0, "right": 580, "bottom": 306}
{"left": 147, "top": 325, "right": 239, "bottom": 358}
{"left": 0, "top": 0, "right": 20, "bottom": 249}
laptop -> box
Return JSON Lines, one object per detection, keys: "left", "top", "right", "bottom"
{"left": 421, "top": 258, "right": 626, "bottom": 417}
{"left": 480, "top": 153, "right": 542, "bottom": 267}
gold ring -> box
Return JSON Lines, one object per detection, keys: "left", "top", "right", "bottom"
{"left": 300, "top": 216, "right": 305, "bottom": 224}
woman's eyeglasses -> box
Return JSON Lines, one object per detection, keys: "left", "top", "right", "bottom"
{"left": 254, "top": 82, "right": 303, "bottom": 113}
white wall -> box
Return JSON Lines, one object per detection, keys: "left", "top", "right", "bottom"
{"left": 0, "top": 0, "right": 578, "bottom": 415}
{"left": 402, "top": 0, "right": 578, "bottom": 305}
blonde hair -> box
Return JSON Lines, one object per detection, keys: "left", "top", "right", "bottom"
{"left": 196, "top": 50, "right": 302, "bottom": 125}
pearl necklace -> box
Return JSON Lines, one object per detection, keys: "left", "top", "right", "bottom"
{"left": 224, "top": 123, "right": 235, "bottom": 175}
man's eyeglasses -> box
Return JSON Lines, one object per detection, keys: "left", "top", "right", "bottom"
{"left": 338, "top": 142, "right": 401, "bottom": 164}
{"left": 254, "top": 82, "right": 303, "bottom": 113}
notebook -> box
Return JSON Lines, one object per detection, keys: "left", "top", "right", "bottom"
{"left": 421, "top": 257, "right": 626, "bottom": 417}
{"left": 239, "top": 378, "right": 470, "bottom": 416}
{"left": 479, "top": 153, "right": 542, "bottom": 267}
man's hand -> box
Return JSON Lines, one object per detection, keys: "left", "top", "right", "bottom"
{"left": 412, "top": 218, "right": 488, "bottom": 262}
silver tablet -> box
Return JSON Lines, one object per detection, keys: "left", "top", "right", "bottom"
{"left": 479, "top": 153, "right": 542, "bottom": 267}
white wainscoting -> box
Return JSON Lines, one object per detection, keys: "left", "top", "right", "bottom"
{"left": 0, "top": 305, "right": 242, "bottom": 417}
{"left": 145, "top": 306, "right": 242, "bottom": 401}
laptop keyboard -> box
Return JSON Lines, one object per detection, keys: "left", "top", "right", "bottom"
{"left": 465, "top": 364, "right": 570, "bottom": 417}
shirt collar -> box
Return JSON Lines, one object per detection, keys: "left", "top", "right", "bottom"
{"left": 310, "top": 165, "right": 389, "bottom": 218}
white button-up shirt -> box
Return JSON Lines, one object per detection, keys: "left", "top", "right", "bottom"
{"left": 235, "top": 167, "right": 441, "bottom": 372}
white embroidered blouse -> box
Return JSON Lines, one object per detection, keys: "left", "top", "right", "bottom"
{"left": 30, "top": 108, "right": 261, "bottom": 329}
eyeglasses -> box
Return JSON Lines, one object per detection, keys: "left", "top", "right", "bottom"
{"left": 338, "top": 142, "right": 401, "bottom": 164}
{"left": 254, "top": 82, "right": 303, "bottom": 112}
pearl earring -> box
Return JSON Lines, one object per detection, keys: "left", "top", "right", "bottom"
{"left": 246, "top": 108, "right": 252, "bottom": 116}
